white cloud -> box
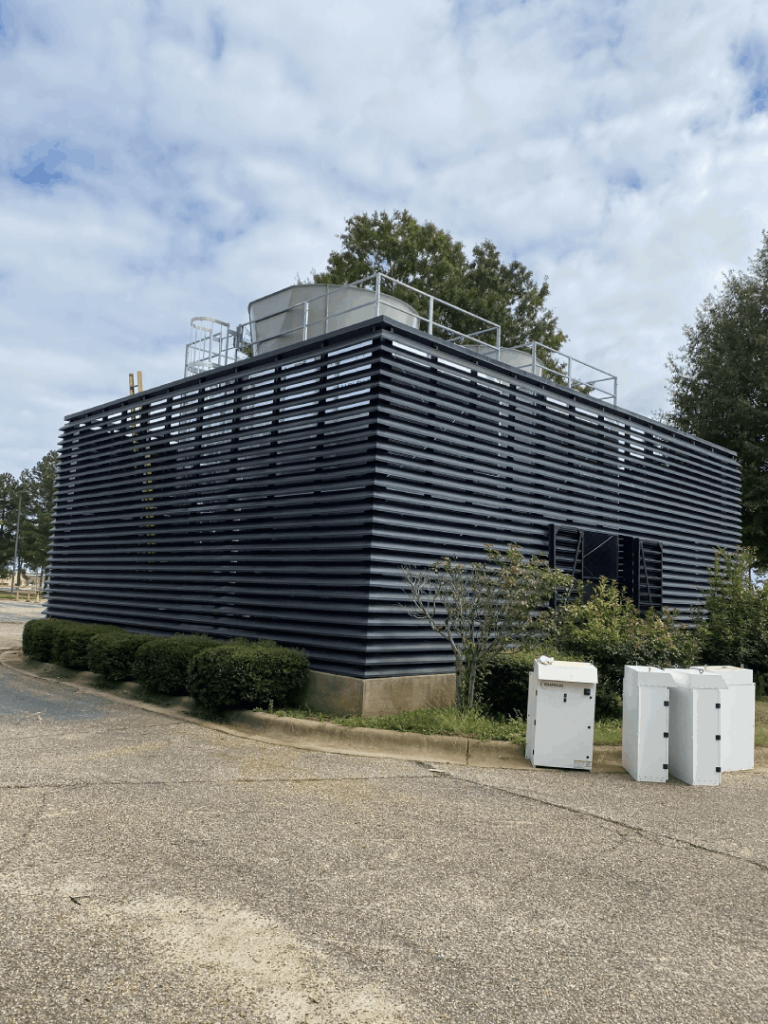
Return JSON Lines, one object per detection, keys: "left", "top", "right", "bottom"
{"left": 1, "top": 0, "right": 767, "bottom": 474}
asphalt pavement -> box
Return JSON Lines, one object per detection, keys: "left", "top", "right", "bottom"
{"left": 0, "top": 600, "right": 44, "bottom": 653}
{"left": 0, "top": 600, "right": 45, "bottom": 622}
{"left": 1, "top": 623, "right": 767, "bottom": 1024}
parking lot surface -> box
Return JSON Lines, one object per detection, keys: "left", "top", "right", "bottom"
{"left": 1, "top": 641, "right": 767, "bottom": 1024}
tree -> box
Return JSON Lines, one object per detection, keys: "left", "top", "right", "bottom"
{"left": 19, "top": 450, "right": 59, "bottom": 583}
{"left": 694, "top": 546, "right": 768, "bottom": 693}
{"left": 401, "top": 544, "right": 570, "bottom": 710}
{"left": 0, "top": 450, "right": 59, "bottom": 586}
{"left": 0, "top": 473, "right": 19, "bottom": 577}
{"left": 666, "top": 232, "right": 768, "bottom": 566}
{"left": 313, "top": 210, "right": 568, "bottom": 359}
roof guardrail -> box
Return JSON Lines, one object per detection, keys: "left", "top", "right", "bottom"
{"left": 508, "top": 341, "right": 618, "bottom": 405}
{"left": 184, "top": 272, "right": 617, "bottom": 405}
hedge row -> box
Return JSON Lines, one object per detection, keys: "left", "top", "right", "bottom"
{"left": 134, "top": 634, "right": 220, "bottom": 696}
{"left": 21, "top": 619, "right": 310, "bottom": 712}
{"left": 88, "top": 632, "right": 158, "bottom": 683}
{"left": 22, "top": 618, "right": 123, "bottom": 669}
{"left": 188, "top": 639, "right": 310, "bottom": 713}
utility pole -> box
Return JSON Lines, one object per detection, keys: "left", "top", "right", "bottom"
{"left": 10, "top": 490, "right": 22, "bottom": 597}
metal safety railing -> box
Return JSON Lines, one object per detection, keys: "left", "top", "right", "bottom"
{"left": 355, "top": 272, "right": 502, "bottom": 353}
{"left": 507, "top": 340, "right": 618, "bottom": 406}
{"left": 184, "top": 273, "right": 617, "bottom": 405}
{"left": 184, "top": 317, "right": 252, "bottom": 376}
{"left": 243, "top": 273, "right": 502, "bottom": 355}
{"left": 185, "top": 274, "right": 501, "bottom": 376}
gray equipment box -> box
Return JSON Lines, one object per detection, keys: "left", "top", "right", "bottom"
{"left": 689, "top": 666, "right": 755, "bottom": 772}
{"left": 622, "top": 666, "right": 671, "bottom": 783}
{"left": 526, "top": 659, "right": 598, "bottom": 770}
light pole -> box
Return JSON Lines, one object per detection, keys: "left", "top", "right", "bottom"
{"left": 10, "top": 490, "right": 22, "bottom": 598}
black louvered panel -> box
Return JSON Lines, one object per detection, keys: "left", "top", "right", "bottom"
{"left": 47, "top": 330, "right": 381, "bottom": 677}
{"left": 583, "top": 532, "right": 619, "bottom": 582}
{"left": 549, "top": 525, "right": 583, "bottom": 577}
{"left": 635, "top": 539, "right": 664, "bottom": 613}
{"left": 549, "top": 527, "right": 663, "bottom": 612}
{"left": 619, "top": 536, "right": 664, "bottom": 612}
{"left": 46, "top": 317, "right": 741, "bottom": 679}
{"left": 364, "top": 328, "right": 739, "bottom": 675}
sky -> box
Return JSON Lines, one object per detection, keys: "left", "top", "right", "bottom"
{"left": 1, "top": 0, "right": 767, "bottom": 476}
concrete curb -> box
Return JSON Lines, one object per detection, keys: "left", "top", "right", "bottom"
{"left": 0, "top": 649, "right": 636, "bottom": 772}
{"left": 227, "top": 710, "right": 539, "bottom": 769}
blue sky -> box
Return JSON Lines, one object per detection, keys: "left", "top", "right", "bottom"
{"left": 1, "top": 0, "right": 767, "bottom": 475}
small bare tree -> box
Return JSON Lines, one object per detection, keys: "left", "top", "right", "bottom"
{"left": 402, "top": 545, "right": 570, "bottom": 710}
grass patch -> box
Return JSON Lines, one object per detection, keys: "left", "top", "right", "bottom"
{"left": 273, "top": 705, "right": 527, "bottom": 743}
{"left": 755, "top": 699, "right": 768, "bottom": 747}
{"left": 593, "top": 718, "right": 623, "bottom": 746}
{"left": 270, "top": 706, "right": 626, "bottom": 747}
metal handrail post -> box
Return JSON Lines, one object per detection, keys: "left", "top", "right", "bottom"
{"left": 374, "top": 273, "right": 381, "bottom": 317}
{"left": 302, "top": 302, "right": 309, "bottom": 341}
{"left": 532, "top": 341, "right": 538, "bottom": 375}
{"left": 567, "top": 356, "right": 572, "bottom": 389}
{"left": 496, "top": 325, "right": 501, "bottom": 356}
{"left": 428, "top": 296, "right": 434, "bottom": 334}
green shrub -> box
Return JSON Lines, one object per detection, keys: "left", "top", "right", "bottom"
{"left": 22, "top": 618, "right": 66, "bottom": 662}
{"left": 50, "top": 621, "right": 124, "bottom": 671}
{"left": 134, "top": 634, "right": 221, "bottom": 696}
{"left": 87, "top": 631, "right": 157, "bottom": 685}
{"left": 548, "top": 579, "right": 701, "bottom": 715}
{"left": 187, "top": 639, "right": 310, "bottom": 714}
{"left": 696, "top": 547, "right": 768, "bottom": 697}
{"left": 482, "top": 646, "right": 563, "bottom": 718}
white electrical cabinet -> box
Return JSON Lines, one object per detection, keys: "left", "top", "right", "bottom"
{"left": 667, "top": 673, "right": 725, "bottom": 787}
{"left": 526, "top": 659, "right": 598, "bottom": 770}
{"left": 622, "top": 666, "right": 671, "bottom": 783}
{"left": 689, "top": 666, "right": 755, "bottom": 772}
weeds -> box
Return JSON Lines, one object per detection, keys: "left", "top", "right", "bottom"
{"left": 593, "top": 718, "right": 623, "bottom": 746}
{"left": 755, "top": 699, "right": 768, "bottom": 747}
{"left": 270, "top": 705, "right": 628, "bottom": 746}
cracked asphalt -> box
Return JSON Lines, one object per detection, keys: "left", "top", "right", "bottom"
{"left": 1, "top": 613, "right": 767, "bottom": 1023}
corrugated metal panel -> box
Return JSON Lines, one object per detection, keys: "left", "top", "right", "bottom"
{"left": 46, "top": 317, "right": 741, "bottom": 678}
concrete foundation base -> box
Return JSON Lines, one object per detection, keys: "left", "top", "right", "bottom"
{"left": 300, "top": 670, "right": 456, "bottom": 717}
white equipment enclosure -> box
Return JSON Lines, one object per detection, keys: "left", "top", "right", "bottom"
{"left": 526, "top": 658, "right": 598, "bottom": 770}
{"left": 667, "top": 672, "right": 726, "bottom": 787}
{"left": 689, "top": 666, "right": 755, "bottom": 772}
{"left": 622, "top": 666, "right": 671, "bottom": 783}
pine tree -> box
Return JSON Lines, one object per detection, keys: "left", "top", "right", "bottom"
{"left": 666, "top": 233, "right": 768, "bottom": 566}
